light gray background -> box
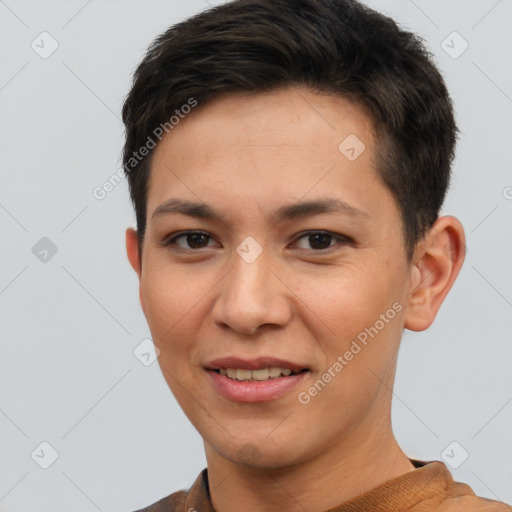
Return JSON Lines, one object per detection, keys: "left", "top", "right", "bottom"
{"left": 1, "top": 0, "right": 511, "bottom": 511}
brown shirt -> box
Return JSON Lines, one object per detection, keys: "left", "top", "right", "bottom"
{"left": 133, "top": 459, "right": 512, "bottom": 511}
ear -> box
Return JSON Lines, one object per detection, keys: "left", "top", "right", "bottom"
{"left": 125, "top": 227, "right": 146, "bottom": 314}
{"left": 404, "top": 216, "right": 466, "bottom": 332}
{"left": 126, "top": 227, "right": 142, "bottom": 278}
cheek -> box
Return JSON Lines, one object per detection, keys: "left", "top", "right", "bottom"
{"left": 294, "top": 261, "right": 402, "bottom": 338}
{"left": 296, "top": 261, "right": 406, "bottom": 405}
{"left": 140, "top": 263, "right": 201, "bottom": 349}
{"left": 140, "top": 269, "right": 203, "bottom": 404}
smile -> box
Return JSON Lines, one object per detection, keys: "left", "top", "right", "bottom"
{"left": 206, "top": 368, "right": 310, "bottom": 402}
{"left": 215, "top": 367, "right": 304, "bottom": 381}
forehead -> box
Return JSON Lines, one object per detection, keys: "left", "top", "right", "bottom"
{"left": 153, "top": 86, "right": 375, "bottom": 159}
{"left": 147, "top": 86, "right": 391, "bottom": 224}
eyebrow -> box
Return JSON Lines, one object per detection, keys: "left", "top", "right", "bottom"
{"left": 151, "top": 197, "right": 370, "bottom": 224}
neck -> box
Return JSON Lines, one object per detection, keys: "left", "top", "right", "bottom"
{"left": 205, "top": 412, "right": 415, "bottom": 512}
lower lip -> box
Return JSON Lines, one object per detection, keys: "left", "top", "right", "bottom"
{"left": 206, "top": 369, "right": 309, "bottom": 402}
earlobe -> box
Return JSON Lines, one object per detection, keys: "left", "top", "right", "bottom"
{"left": 404, "top": 216, "right": 466, "bottom": 332}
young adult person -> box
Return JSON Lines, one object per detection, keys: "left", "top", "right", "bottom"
{"left": 122, "top": 1, "right": 512, "bottom": 510}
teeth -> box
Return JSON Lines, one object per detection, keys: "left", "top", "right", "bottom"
{"left": 218, "top": 367, "right": 301, "bottom": 381}
{"left": 236, "top": 369, "right": 252, "bottom": 380}
{"left": 268, "top": 367, "right": 282, "bottom": 378}
{"left": 252, "top": 368, "right": 269, "bottom": 380}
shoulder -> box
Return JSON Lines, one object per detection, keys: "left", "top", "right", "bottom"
{"left": 131, "top": 489, "right": 188, "bottom": 512}
{"left": 130, "top": 469, "right": 210, "bottom": 512}
{"left": 433, "top": 469, "right": 512, "bottom": 512}
{"left": 436, "top": 493, "right": 512, "bottom": 512}
{"left": 408, "top": 459, "right": 512, "bottom": 512}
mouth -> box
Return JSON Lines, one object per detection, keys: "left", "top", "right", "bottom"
{"left": 204, "top": 357, "right": 311, "bottom": 402}
{"left": 212, "top": 367, "right": 308, "bottom": 381}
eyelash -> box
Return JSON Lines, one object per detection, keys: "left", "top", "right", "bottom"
{"left": 161, "top": 230, "right": 352, "bottom": 253}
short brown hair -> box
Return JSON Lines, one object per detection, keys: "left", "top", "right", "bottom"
{"left": 121, "top": 0, "right": 457, "bottom": 261}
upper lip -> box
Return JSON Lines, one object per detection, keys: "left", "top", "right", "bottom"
{"left": 205, "top": 356, "right": 309, "bottom": 372}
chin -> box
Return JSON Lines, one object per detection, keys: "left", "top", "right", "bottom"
{"left": 209, "top": 435, "right": 312, "bottom": 470}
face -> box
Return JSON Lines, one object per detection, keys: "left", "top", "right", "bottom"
{"left": 128, "top": 86, "right": 416, "bottom": 468}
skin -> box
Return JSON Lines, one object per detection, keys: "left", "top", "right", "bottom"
{"left": 126, "top": 85, "right": 466, "bottom": 512}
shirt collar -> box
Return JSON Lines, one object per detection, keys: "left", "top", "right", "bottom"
{"left": 182, "top": 459, "right": 454, "bottom": 512}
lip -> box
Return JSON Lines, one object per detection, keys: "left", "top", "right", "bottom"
{"left": 204, "top": 356, "right": 311, "bottom": 403}
{"left": 206, "top": 368, "right": 309, "bottom": 403}
{"left": 204, "top": 356, "right": 309, "bottom": 372}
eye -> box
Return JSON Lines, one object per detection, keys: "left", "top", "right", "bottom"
{"left": 161, "top": 230, "right": 352, "bottom": 253}
{"left": 292, "top": 231, "right": 351, "bottom": 252}
{"left": 162, "top": 231, "right": 216, "bottom": 250}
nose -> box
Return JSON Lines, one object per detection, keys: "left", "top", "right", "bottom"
{"left": 211, "top": 244, "right": 293, "bottom": 336}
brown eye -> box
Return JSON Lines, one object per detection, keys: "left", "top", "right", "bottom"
{"left": 164, "top": 231, "right": 214, "bottom": 250}
{"left": 293, "top": 231, "right": 350, "bottom": 251}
